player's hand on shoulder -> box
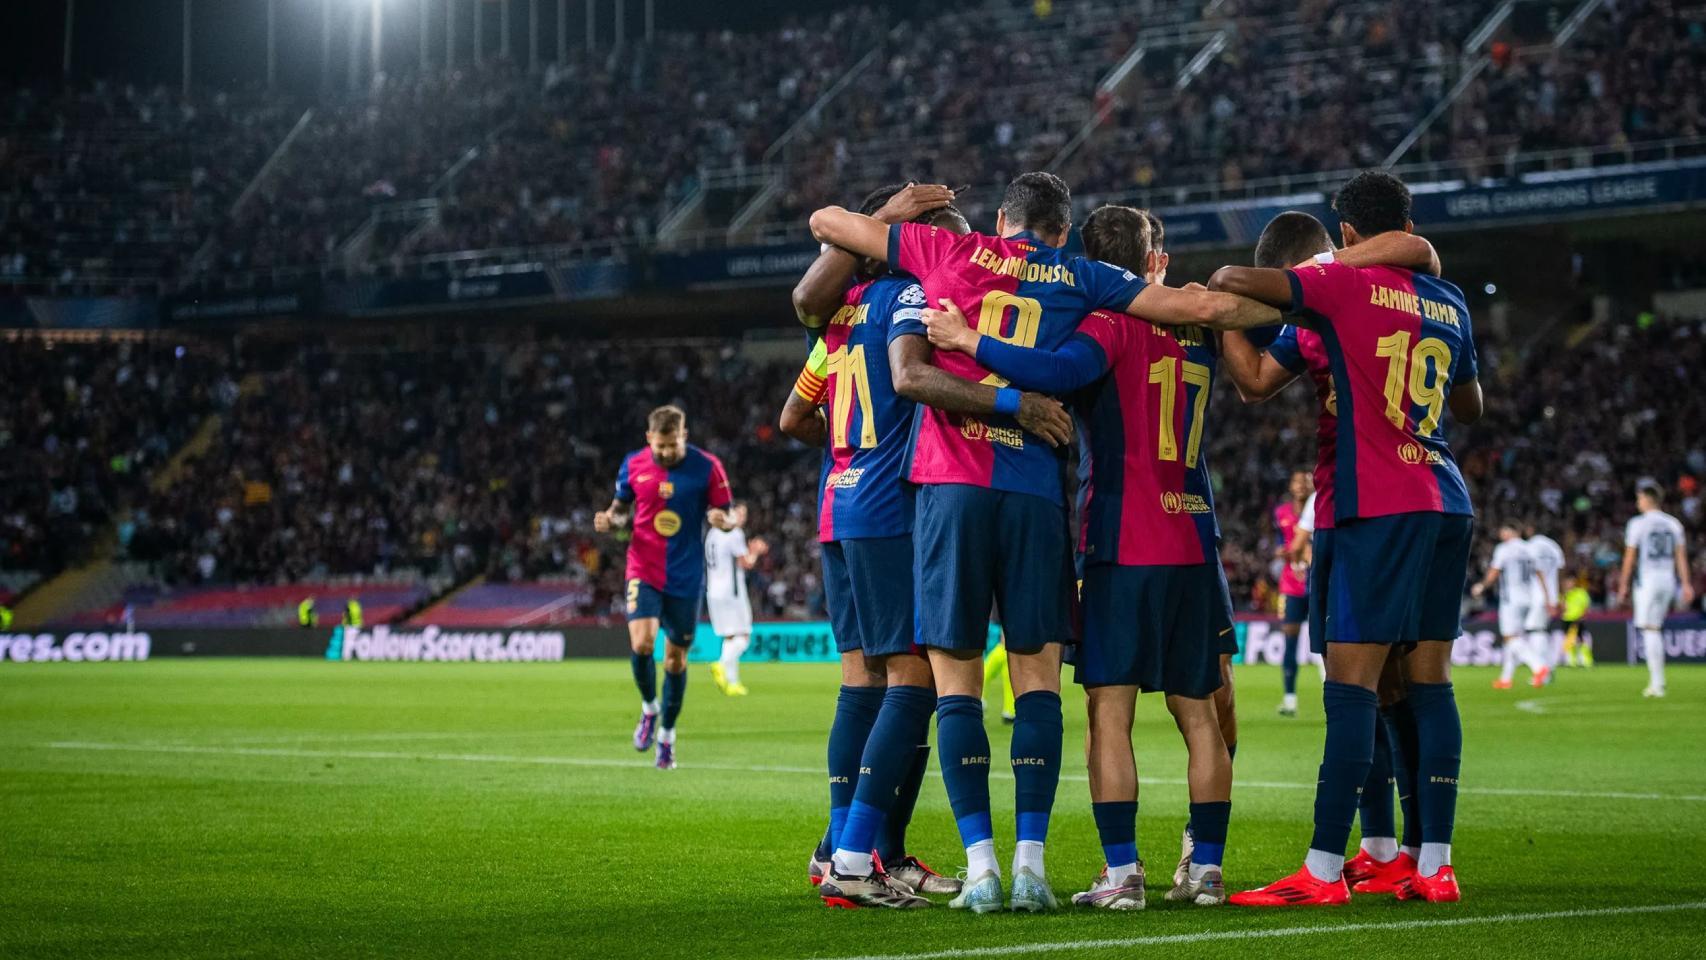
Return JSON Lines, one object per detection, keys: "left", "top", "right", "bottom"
{"left": 874, "top": 183, "right": 956, "bottom": 225}
{"left": 1017, "top": 392, "right": 1073, "bottom": 448}
{"left": 922, "top": 298, "right": 977, "bottom": 353}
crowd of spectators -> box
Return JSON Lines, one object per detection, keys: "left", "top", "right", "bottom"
{"left": 0, "top": 336, "right": 238, "bottom": 577}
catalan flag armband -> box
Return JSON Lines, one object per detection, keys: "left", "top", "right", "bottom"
{"left": 794, "top": 338, "right": 830, "bottom": 404}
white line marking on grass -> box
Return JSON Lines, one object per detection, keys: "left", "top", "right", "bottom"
{"left": 180, "top": 731, "right": 562, "bottom": 746}
{"left": 803, "top": 900, "right": 1706, "bottom": 960}
{"left": 1515, "top": 698, "right": 1547, "bottom": 714}
{"left": 38, "top": 742, "right": 1706, "bottom": 803}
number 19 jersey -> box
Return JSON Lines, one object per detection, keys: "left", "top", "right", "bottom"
{"left": 1286, "top": 261, "right": 1476, "bottom": 523}
{"left": 888, "top": 222, "right": 1148, "bottom": 505}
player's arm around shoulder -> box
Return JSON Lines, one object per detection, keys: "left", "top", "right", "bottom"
{"left": 1334, "top": 230, "right": 1441, "bottom": 276}
{"left": 1220, "top": 325, "right": 1297, "bottom": 403}
{"left": 779, "top": 340, "right": 830, "bottom": 445}
{"left": 1142, "top": 275, "right": 1285, "bottom": 330}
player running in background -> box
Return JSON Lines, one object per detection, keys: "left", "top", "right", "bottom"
{"left": 1617, "top": 484, "right": 1692, "bottom": 698}
{"left": 783, "top": 183, "right": 971, "bottom": 908}
{"left": 811, "top": 173, "right": 1280, "bottom": 914}
{"left": 704, "top": 504, "right": 766, "bottom": 697}
{"left": 1526, "top": 525, "right": 1566, "bottom": 669}
{"left": 1219, "top": 210, "right": 1441, "bottom": 897}
{"left": 1474, "top": 526, "right": 1552, "bottom": 689}
{"left": 921, "top": 203, "right": 1239, "bottom": 909}
{"left": 1209, "top": 172, "right": 1483, "bottom": 906}
{"left": 594, "top": 405, "right": 733, "bottom": 770}
{"left": 1274, "top": 471, "right": 1315, "bottom": 716}
{"left": 1561, "top": 573, "right": 1595, "bottom": 667}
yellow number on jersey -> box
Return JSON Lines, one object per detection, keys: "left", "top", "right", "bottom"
{"left": 1376, "top": 331, "right": 1452, "bottom": 436}
{"left": 1148, "top": 356, "right": 1212, "bottom": 467}
{"left": 827, "top": 343, "right": 878, "bottom": 449}
{"left": 974, "top": 293, "right": 1043, "bottom": 388}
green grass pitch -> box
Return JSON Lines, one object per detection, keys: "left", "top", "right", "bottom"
{"left": 4, "top": 659, "right": 1704, "bottom": 959}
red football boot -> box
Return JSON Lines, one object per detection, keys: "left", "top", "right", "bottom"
{"left": 1342, "top": 849, "right": 1386, "bottom": 887}
{"left": 1397, "top": 865, "right": 1461, "bottom": 903}
{"left": 1229, "top": 865, "right": 1351, "bottom": 906}
{"left": 1352, "top": 852, "right": 1418, "bottom": 895}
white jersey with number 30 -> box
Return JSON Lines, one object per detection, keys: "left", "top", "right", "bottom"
{"left": 1626, "top": 510, "right": 1685, "bottom": 590}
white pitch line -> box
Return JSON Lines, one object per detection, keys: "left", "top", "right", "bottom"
{"left": 805, "top": 900, "right": 1706, "bottom": 960}
{"left": 36, "top": 741, "right": 1706, "bottom": 803}
{"left": 176, "top": 730, "right": 565, "bottom": 746}
{"left": 1514, "top": 698, "right": 1547, "bottom": 715}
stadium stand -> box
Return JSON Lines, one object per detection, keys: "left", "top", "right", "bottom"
{"left": 78, "top": 581, "right": 430, "bottom": 629}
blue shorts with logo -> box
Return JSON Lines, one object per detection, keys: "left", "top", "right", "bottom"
{"left": 626, "top": 579, "right": 700, "bottom": 649}
{"left": 1078, "top": 561, "right": 1227, "bottom": 698}
{"left": 914, "top": 483, "right": 1073, "bottom": 655}
{"left": 1213, "top": 551, "right": 1238, "bottom": 657}
{"left": 1309, "top": 512, "right": 1473, "bottom": 652}
{"left": 822, "top": 535, "right": 917, "bottom": 658}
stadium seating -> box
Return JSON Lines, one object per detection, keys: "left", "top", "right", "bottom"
{"left": 76, "top": 581, "right": 429, "bottom": 628}
{"left": 409, "top": 580, "right": 598, "bottom": 627}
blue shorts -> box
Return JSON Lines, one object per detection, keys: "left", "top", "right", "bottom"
{"left": 821, "top": 535, "right": 918, "bottom": 658}
{"left": 914, "top": 484, "right": 1073, "bottom": 654}
{"left": 626, "top": 579, "right": 700, "bottom": 649}
{"left": 1213, "top": 552, "right": 1238, "bottom": 657}
{"left": 1308, "top": 512, "right": 1473, "bottom": 652}
{"left": 1078, "top": 562, "right": 1226, "bottom": 698}
{"left": 1282, "top": 593, "right": 1310, "bottom": 626}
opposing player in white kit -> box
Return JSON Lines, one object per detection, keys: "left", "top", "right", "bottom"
{"left": 1617, "top": 485, "right": 1693, "bottom": 698}
{"left": 705, "top": 504, "right": 767, "bottom": 697}
{"left": 1473, "top": 525, "right": 1551, "bottom": 689}
{"left": 1525, "top": 526, "right": 1566, "bottom": 669}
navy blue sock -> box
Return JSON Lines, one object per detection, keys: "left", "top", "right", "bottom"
{"left": 1011, "top": 690, "right": 1063, "bottom": 845}
{"left": 1408, "top": 682, "right": 1461, "bottom": 846}
{"left": 1189, "top": 801, "right": 1232, "bottom": 867}
{"left": 1358, "top": 712, "right": 1397, "bottom": 840}
{"left": 876, "top": 729, "right": 933, "bottom": 863}
{"left": 1309, "top": 681, "right": 1378, "bottom": 856}
{"left": 1281, "top": 631, "right": 1300, "bottom": 695}
{"left": 661, "top": 668, "right": 687, "bottom": 729}
{"left": 820, "top": 685, "right": 885, "bottom": 859}
{"left": 839, "top": 685, "right": 933, "bottom": 861}
{"left": 630, "top": 652, "right": 656, "bottom": 703}
{"left": 1383, "top": 699, "right": 1423, "bottom": 849}
{"left": 1091, "top": 800, "right": 1138, "bottom": 868}
{"left": 936, "top": 694, "right": 993, "bottom": 847}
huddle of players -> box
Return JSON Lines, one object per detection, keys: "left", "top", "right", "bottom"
{"left": 772, "top": 167, "right": 1482, "bottom": 911}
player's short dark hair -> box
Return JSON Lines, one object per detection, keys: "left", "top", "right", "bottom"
{"left": 1332, "top": 171, "right": 1412, "bottom": 236}
{"left": 647, "top": 405, "right": 685, "bottom": 434}
{"left": 1143, "top": 210, "right": 1165, "bottom": 252}
{"left": 923, "top": 205, "right": 970, "bottom": 234}
{"left": 1254, "top": 211, "right": 1333, "bottom": 268}
{"left": 1000, "top": 171, "right": 1072, "bottom": 238}
{"left": 1080, "top": 205, "right": 1152, "bottom": 274}
{"left": 1638, "top": 483, "right": 1664, "bottom": 503}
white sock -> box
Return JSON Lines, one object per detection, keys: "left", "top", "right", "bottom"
{"left": 1107, "top": 860, "right": 1139, "bottom": 883}
{"left": 832, "top": 848, "right": 874, "bottom": 877}
{"left": 1188, "top": 861, "right": 1219, "bottom": 881}
{"left": 720, "top": 636, "right": 748, "bottom": 685}
{"left": 1282, "top": 692, "right": 1298, "bottom": 710}
{"left": 1400, "top": 844, "right": 1421, "bottom": 861}
{"left": 658, "top": 726, "right": 676, "bottom": 745}
{"left": 1644, "top": 629, "right": 1666, "bottom": 690}
{"left": 1498, "top": 640, "right": 1519, "bottom": 682}
{"left": 1418, "top": 842, "right": 1451, "bottom": 878}
{"left": 1360, "top": 836, "right": 1398, "bottom": 862}
{"left": 1013, "top": 839, "right": 1045, "bottom": 877}
{"left": 1304, "top": 848, "right": 1344, "bottom": 883}
{"left": 641, "top": 699, "right": 660, "bottom": 716}
{"left": 966, "top": 839, "right": 999, "bottom": 879}
{"left": 1522, "top": 632, "right": 1550, "bottom": 673}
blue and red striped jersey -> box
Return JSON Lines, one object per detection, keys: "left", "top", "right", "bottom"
{"left": 615, "top": 444, "right": 732, "bottom": 597}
